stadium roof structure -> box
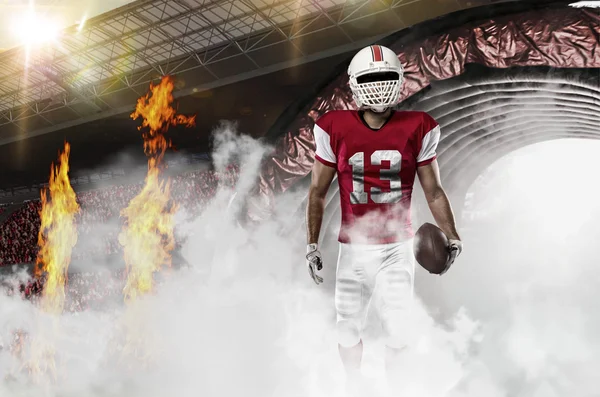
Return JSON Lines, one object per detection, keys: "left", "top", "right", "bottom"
{"left": 0, "top": 0, "right": 484, "bottom": 146}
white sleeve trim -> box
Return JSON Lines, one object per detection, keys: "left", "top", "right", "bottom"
{"left": 314, "top": 124, "right": 336, "bottom": 164}
{"left": 417, "top": 125, "right": 440, "bottom": 162}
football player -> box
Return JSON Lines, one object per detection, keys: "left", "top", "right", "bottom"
{"left": 305, "top": 45, "right": 462, "bottom": 393}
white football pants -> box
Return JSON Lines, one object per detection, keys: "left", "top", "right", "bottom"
{"left": 335, "top": 240, "right": 415, "bottom": 349}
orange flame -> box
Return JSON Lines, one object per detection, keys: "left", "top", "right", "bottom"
{"left": 28, "top": 142, "right": 79, "bottom": 384}
{"left": 120, "top": 76, "right": 195, "bottom": 301}
{"left": 35, "top": 142, "right": 80, "bottom": 314}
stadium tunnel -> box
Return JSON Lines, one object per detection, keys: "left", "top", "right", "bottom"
{"left": 238, "top": 1, "right": 600, "bottom": 244}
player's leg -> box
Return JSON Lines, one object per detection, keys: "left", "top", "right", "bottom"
{"left": 335, "top": 243, "right": 379, "bottom": 396}
{"left": 335, "top": 243, "right": 368, "bottom": 373}
{"left": 338, "top": 340, "right": 363, "bottom": 373}
{"left": 374, "top": 240, "right": 416, "bottom": 391}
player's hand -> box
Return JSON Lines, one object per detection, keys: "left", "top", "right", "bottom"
{"left": 306, "top": 243, "right": 323, "bottom": 285}
{"left": 440, "top": 239, "right": 462, "bottom": 275}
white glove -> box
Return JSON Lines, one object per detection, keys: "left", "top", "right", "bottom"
{"left": 306, "top": 243, "right": 323, "bottom": 285}
{"left": 440, "top": 239, "right": 462, "bottom": 275}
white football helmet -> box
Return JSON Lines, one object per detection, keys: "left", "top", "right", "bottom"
{"left": 347, "top": 45, "right": 404, "bottom": 113}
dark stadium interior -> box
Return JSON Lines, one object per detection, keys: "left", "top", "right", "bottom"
{"left": 0, "top": 50, "right": 354, "bottom": 190}
{"left": 0, "top": 0, "right": 578, "bottom": 192}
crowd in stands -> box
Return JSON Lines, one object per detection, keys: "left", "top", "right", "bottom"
{"left": 0, "top": 164, "right": 239, "bottom": 267}
{"left": 7, "top": 268, "right": 178, "bottom": 313}
{"left": 0, "top": 164, "right": 240, "bottom": 311}
{"left": 0, "top": 165, "right": 239, "bottom": 312}
{"left": 0, "top": 201, "right": 40, "bottom": 265}
{"left": 64, "top": 270, "right": 126, "bottom": 312}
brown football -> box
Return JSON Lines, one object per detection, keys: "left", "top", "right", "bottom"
{"left": 414, "top": 223, "right": 449, "bottom": 274}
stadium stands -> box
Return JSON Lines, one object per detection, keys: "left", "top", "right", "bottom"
{"left": 1, "top": 164, "right": 240, "bottom": 311}
{"left": 0, "top": 164, "right": 239, "bottom": 267}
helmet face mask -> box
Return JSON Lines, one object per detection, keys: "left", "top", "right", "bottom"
{"left": 348, "top": 45, "right": 404, "bottom": 113}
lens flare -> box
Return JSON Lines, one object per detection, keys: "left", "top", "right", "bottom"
{"left": 10, "top": 12, "right": 61, "bottom": 46}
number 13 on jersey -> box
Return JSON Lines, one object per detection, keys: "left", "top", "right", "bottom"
{"left": 348, "top": 150, "right": 402, "bottom": 205}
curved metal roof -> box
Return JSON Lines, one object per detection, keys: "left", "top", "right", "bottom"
{"left": 0, "top": 0, "right": 489, "bottom": 145}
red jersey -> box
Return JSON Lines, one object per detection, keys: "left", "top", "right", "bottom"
{"left": 314, "top": 110, "right": 440, "bottom": 244}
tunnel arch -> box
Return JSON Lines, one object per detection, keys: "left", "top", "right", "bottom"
{"left": 411, "top": 66, "right": 600, "bottom": 199}
{"left": 242, "top": 1, "right": 600, "bottom": 234}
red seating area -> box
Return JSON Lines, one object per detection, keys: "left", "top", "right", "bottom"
{"left": 0, "top": 165, "right": 239, "bottom": 266}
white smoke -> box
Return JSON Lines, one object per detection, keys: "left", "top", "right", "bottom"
{"left": 431, "top": 139, "right": 600, "bottom": 396}
{"left": 0, "top": 123, "right": 596, "bottom": 397}
{"left": 569, "top": 1, "right": 600, "bottom": 8}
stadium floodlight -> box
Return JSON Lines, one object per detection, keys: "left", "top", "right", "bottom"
{"left": 569, "top": 1, "right": 600, "bottom": 7}
{"left": 10, "top": 11, "right": 61, "bottom": 46}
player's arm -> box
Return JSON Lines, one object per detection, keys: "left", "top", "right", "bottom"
{"left": 305, "top": 161, "right": 336, "bottom": 284}
{"left": 305, "top": 115, "right": 337, "bottom": 284}
{"left": 417, "top": 160, "right": 460, "bottom": 241}
{"left": 418, "top": 161, "right": 462, "bottom": 273}
{"left": 416, "top": 113, "right": 462, "bottom": 273}
{"left": 306, "top": 161, "right": 336, "bottom": 245}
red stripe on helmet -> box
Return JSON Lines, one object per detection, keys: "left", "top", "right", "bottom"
{"left": 372, "top": 45, "right": 383, "bottom": 62}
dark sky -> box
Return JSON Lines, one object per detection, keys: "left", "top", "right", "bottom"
{"left": 0, "top": 51, "right": 352, "bottom": 188}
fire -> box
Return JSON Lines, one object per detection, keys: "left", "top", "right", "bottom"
{"left": 120, "top": 75, "right": 195, "bottom": 301}
{"left": 28, "top": 142, "right": 79, "bottom": 383}
{"left": 36, "top": 142, "right": 80, "bottom": 313}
